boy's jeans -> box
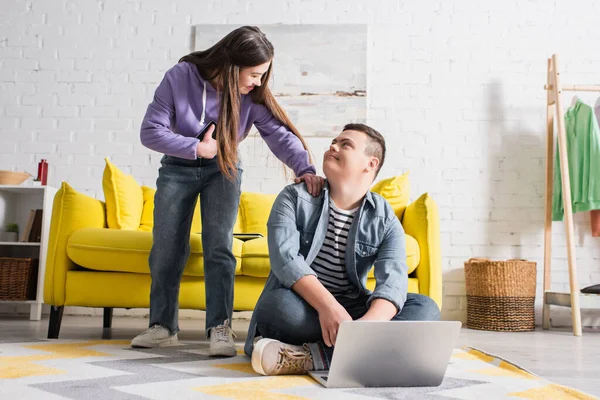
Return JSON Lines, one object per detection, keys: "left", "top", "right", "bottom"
{"left": 255, "top": 288, "right": 441, "bottom": 369}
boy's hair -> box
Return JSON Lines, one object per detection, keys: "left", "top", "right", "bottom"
{"left": 343, "top": 123, "right": 386, "bottom": 176}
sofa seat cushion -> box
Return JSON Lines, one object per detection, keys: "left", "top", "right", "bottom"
{"left": 67, "top": 228, "right": 243, "bottom": 276}
{"left": 241, "top": 234, "right": 420, "bottom": 278}
{"left": 241, "top": 237, "right": 271, "bottom": 277}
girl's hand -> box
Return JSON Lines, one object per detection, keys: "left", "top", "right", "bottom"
{"left": 294, "top": 173, "right": 325, "bottom": 196}
{"left": 196, "top": 124, "right": 217, "bottom": 159}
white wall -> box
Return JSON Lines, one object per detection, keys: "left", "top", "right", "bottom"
{"left": 2, "top": 0, "right": 600, "bottom": 326}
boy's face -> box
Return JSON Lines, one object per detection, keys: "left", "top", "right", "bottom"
{"left": 323, "top": 129, "right": 378, "bottom": 182}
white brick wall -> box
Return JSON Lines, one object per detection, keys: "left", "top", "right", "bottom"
{"left": 2, "top": 0, "right": 600, "bottom": 326}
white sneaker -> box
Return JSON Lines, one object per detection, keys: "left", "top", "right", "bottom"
{"left": 209, "top": 320, "right": 237, "bottom": 357}
{"left": 131, "top": 325, "right": 178, "bottom": 348}
{"left": 251, "top": 338, "right": 313, "bottom": 376}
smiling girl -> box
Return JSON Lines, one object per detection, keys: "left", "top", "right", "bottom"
{"left": 134, "top": 26, "right": 325, "bottom": 355}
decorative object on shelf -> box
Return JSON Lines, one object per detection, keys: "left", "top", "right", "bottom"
{"left": 464, "top": 258, "right": 537, "bottom": 332}
{"left": 0, "top": 257, "right": 39, "bottom": 301}
{"left": 0, "top": 222, "right": 19, "bottom": 242}
{"left": 0, "top": 170, "right": 31, "bottom": 185}
{"left": 20, "top": 209, "right": 43, "bottom": 242}
{"left": 36, "top": 159, "right": 48, "bottom": 186}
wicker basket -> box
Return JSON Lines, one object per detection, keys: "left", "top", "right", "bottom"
{"left": 464, "top": 258, "right": 537, "bottom": 332}
{"left": 0, "top": 257, "right": 39, "bottom": 301}
{"left": 0, "top": 170, "right": 31, "bottom": 185}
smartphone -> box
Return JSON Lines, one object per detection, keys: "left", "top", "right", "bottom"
{"left": 232, "top": 233, "right": 264, "bottom": 242}
{"left": 196, "top": 120, "right": 217, "bottom": 141}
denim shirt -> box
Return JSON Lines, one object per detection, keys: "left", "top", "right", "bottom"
{"left": 244, "top": 182, "right": 409, "bottom": 356}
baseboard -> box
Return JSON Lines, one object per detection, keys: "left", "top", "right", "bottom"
{"left": 0, "top": 304, "right": 597, "bottom": 329}
{"left": 0, "top": 304, "right": 254, "bottom": 321}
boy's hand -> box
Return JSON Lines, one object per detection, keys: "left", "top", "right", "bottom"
{"left": 318, "top": 302, "right": 352, "bottom": 347}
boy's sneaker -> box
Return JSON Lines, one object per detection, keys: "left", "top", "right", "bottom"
{"left": 209, "top": 320, "right": 237, "bottom": 357}
{"left": 131, "top": 325, "right": 178, "bottom": 348}
{"left": 251, "top": 338, "right": 314, "bottom": 376}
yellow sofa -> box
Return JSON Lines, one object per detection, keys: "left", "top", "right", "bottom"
{"left": 44, "top": 178, "right": 442, "bottom": 339}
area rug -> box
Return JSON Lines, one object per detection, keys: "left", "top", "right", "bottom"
{"left": 1, "top": 339, "right": 596, "bottom": 399}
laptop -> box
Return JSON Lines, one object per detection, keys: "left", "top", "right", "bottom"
{"left": 308, "top": 320, "right": 461, "bottom": 388}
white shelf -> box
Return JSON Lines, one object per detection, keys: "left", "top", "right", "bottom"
{"left": 0, "top": 185, "right": 57, "bottom": 321}
{"left": 0, "top": 300, "right": 37, "bottom": 305}
{"left": 0, "top": 185, "right": 47, "bottom": 194}
{"left": 545, "top": 291, "right": 600, "bottom": 309}
{"left": 0, "top": 242, "right": 41, "bottom": 246}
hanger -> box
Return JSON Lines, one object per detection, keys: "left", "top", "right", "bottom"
{"left": 570, "top": 95, "right": 579, "bottom": 108}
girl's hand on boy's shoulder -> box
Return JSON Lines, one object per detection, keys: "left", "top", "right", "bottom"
{"left": 294, "top": 173, "right": 325, "bottom": 196}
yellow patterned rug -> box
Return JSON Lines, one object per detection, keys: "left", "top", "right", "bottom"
{"left": 0, "top": 340, "right": 596, "bottom": 399}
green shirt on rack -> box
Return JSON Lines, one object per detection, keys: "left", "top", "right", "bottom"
{"left": 552, "top": 99, "right": 600, "bottom": 221}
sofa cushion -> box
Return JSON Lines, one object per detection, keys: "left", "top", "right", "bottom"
{"left": 138, "top": 186, "right": 156, "bottom": 232}
{"left": 239, "top": 192, "right": 277, "bottom": 236}
{"left": 102, "top": 158, "right": 144, "bottom": 230}
{"left": 241, "top": 234, "right": 420, "bottom": 278}
{"left": 241, "top": 237, "right": 271, "bottom": 277}
{"left": 44, "top": 182, "right": 107, "bottom": 306}
{"left": 67, "top": 228, "right": 243, "bottom": 276}
{"left": 371, "top": 172, "right": 410, "bottom": 220}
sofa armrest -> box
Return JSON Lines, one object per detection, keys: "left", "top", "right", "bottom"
{"left": 401, "top": 193, "right": 442, "bottom": 309}
{"left": 44, "top": 182, "right": 107, "bottom": 306}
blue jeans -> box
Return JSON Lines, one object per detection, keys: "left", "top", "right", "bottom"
{"left": 254, "top": 288, "right": 441, "bottom": 369}
{"left": 149, "top": 155, "right": 242, "bottom": 336}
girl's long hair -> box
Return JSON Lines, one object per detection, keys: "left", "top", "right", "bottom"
{"left": 180, "top": 26, "right": 312, "bottom": 181}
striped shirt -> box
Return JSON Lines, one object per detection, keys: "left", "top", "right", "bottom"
{"left": 310, "top": 198, "right": 358, "bottom": 295}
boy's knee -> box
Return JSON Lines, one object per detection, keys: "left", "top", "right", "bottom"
{"left": 255, "top": 289, "right": 296, "bottom": 326}
{"left": 254, "top": 288, "right": 320, "bottom": 342}
{"left": 419, "top": 295, "right": 441, "bottom": 321}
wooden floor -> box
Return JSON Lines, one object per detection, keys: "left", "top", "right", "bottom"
{"left": 2, "top": 315, "right": 599, "bottom": 397}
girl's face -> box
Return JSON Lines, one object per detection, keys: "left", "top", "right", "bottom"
{"left": 239, "top": 61, "right": 271, "bottom": 94}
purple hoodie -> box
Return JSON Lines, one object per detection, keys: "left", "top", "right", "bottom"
{"left": 140, "top": 62, "right": 315, "bottom": 177}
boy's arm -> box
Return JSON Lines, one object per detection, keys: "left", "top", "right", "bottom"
{"left": 292, "top": 275, "right": 337, "bottom": 314}
{"left": 266, "top": 186, "right": 317, "bottom": 287}
{"left": 364, "top": 217, "right": 409, "bottom": 319}
{"left": 266, "top": 186, "right": 338, "bottom": 309}
{"left": 267, "top": 185, "right": 351, "bottom": 345}
{"left": 359, "top": 298, "right": 398, "bottom": 321}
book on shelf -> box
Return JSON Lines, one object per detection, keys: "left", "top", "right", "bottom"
{"left": 19, "top": 209, "right": 42, "bottom": 243}
{"left": 29, "top": 209, "right": 43, "bottom": 242}
{"left": 20, "top": 210, "right": 35, "bottom": 242}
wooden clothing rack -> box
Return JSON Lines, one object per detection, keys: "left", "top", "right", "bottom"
{"left": 543, "top": 54, "right": 600, "bottom": 336}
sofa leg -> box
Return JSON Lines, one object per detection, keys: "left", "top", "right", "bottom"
{"left": 103, "top": 307, "right": 113, "bottom": 329}
{"left": 47, "top": 306, "right": 64, "bottom": 339}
